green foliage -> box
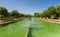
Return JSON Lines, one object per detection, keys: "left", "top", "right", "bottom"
{"left": 56, "top": 4, "right": 60, "bottom": 14}
{"left": 10, "top": 10, "right": 20, "bottom": 18}
{"left": 42, "top": 10, "right": 51, "bottom": 17}
{"left": 34, "top": 12, "right": 40, "bottom": 17}
{"left": 34, "top": 5, "right": 60, "bottom": 19}
{"left": 0, "top": 6, "right": 9, "bottom": 17}
{"left": 0, "top": 6, "right": 31, "bottom": 20}
{"left": 48, "top": 6, "right": 56, "bottom": 13}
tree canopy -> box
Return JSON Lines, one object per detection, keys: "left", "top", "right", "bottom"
{"left": 34, "top": 4, "right": 60, "bottom": 19}
{"left": 0, "top": 6, "right": 9, "bottom": 17}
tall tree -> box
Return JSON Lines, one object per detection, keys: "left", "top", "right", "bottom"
{"left": 0, "top": 6, "right": 9, "bottom": 17}
{"left": 56, "top": 4, "right": 60, "bottom": 19}
{"left": 34, "top": 12, "right": 40, "bottom": 17}
{"left": 10, "top": 10, "right": 20, "bottom": 18}
{"left": 48, "top": 6, "right": 57, "bottom": 19}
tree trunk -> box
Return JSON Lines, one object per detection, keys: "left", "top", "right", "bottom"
{"left": 59, "top": 15, "right": 60, "bottom": 19}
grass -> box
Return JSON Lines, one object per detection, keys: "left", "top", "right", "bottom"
{"left": 32, "top": 18, "right": 60, "bottom": 37}
{"left": 0, "top": 19, "right": 30, "bottom": 37}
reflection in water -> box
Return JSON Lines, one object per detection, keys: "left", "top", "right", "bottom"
{"left": 30, "top": 18, "right": 44, "bottom": 29}
{"left": 30, "top": 18, "right": 34, "bottom": 28}
{"left": 28, "top": 18, "right": 45, "bottom": 37}
{"left": 28, "top": 18, "right": 34, "bottom": 37}
{"left": 28, "top": 28, "right": 32, "bottom": 37}
{"left": 0, "top": 26, "right": 2, "bottom": 28}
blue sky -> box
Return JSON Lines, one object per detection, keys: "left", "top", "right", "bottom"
{"left": 0, "top": 0, "right": 60, "bottom": 15}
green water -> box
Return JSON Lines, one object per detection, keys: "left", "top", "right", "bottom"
{"left": 32, "top": 18, "right": 60, "bottom": 37}
{"left": 0, "top": 18, "right": 60, "bottom": 37}
{"left": 0, "top": 19, "right": 30, "bottom": 37}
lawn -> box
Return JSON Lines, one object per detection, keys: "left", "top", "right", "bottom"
{"left": 32, "top": 18, "right": 60, "bottom": 37}
{"left": 0, "top": 19, "right": 30, "bottom": 37}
